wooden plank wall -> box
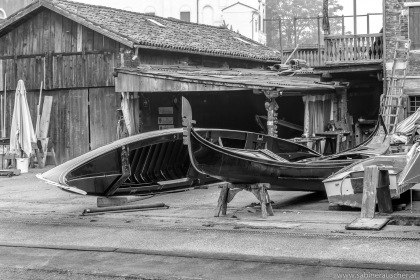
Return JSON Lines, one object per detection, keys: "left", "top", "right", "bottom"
{"left": 89, "top": 87, "right": 118, "bottom": 150}
{"left": 0, "top": 9, "right": 120, "bottom": 91}
{"left": 47, "top": 88, "right": 89, "bottom": 164}
{"left": 2, "top": 87, "right": 117, "bottom": 164}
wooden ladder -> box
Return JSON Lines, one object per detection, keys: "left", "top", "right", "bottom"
{"left": 380, "top": 39, "right": 411, "bottom": 133}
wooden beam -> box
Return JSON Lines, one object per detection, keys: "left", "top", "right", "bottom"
{"left": 115, "top": 71, "right": 336, "bottom": 94}
{"left": 39, "top": 96, "right": 53, "bottom": 139}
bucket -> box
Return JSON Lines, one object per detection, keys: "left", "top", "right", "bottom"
{"left": 16, "top": 158, "right": 29, "bottom": 173}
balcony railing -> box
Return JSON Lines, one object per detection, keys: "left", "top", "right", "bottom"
{"left": 281, "top": 33, "right": 383, "bottom": 67}
{"left": 324, "top": 33, "right": 383, "bottom": 64}
{"left": 282, "top": 45, "right": 323, "bottom": 67}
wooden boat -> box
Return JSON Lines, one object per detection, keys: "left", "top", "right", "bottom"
{"left": 183, "top": 97, "right": 391, "bottom": 192}
{"left": 323, "top": 142, "right": 420, "bottom": 208}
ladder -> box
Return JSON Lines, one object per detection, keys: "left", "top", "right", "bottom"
{"left": 380, "top": 39, "right": 411, "bottom": 133}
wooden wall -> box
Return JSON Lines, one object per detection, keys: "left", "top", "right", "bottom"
{"left": 0, "top": 9, "right": 120, "bottom": 91}
{"left": 2, "top": 87, "right": 118, "bottom": 164}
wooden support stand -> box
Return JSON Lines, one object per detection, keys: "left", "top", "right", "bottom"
{"left": 214, "top": 183, "right": 274, "bottom": 219}
{"left": 346, "top": 166, "right": 392, "bottom": 230}
{"left": 32, "top": 138, "right": 57, "bottom": 168}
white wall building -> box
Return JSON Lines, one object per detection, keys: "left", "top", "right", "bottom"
{"left": 72, "top": 0, "right": 266, "bottom": 44}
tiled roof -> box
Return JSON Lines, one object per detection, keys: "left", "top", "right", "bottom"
{"left": 1, "top": 0, "right": 282, "bottom": 62}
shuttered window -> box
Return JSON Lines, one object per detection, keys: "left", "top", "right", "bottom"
{"left": 180, "top": 12, "right": 190, "bottom": 22}
{"left": 409, "top": 7, "right": 420, "bottom": 50}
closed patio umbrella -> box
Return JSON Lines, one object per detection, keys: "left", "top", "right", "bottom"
{"left": 9, "top": 80, "right": 36, "bottom": 158}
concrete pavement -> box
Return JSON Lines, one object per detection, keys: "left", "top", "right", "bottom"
{"left": 0, "top": 168, "right": 420, "bottom": 279}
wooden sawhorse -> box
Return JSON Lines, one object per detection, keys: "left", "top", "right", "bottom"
{"left": 214, "top": 183, "right": 274, "bottom": 219}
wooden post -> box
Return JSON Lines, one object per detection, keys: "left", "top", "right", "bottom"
{"left": 336, "top": 86, "right": 348, "bottom": 122}
{"left": 214, "top": 184, "right": 229, "bottom": 217}
{"left": 259, "top": 185, "right": 268, "bottom": 218}
{"left": 376, "top": 169, "right": 393, "bottom": 214}
{"left": 335, "top": 134, "right": 342, "bottom": 154}
{"left": 322, "top": 0, "right": 330, "bottom": 35}
{"left": 35, "top": 81, "right": 43, "bottom": 138}
{"left": 361, "top": 166, "right": 379, "bottom": 218}
{"left": 346, "top": 166, "right": 391, "bottom": 230}
{"left": 2, "top": 73, "right": 6, "bottom": 138}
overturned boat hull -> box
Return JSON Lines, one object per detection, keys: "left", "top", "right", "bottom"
{"left": 38, "top": 128, "right": 322, "bottom": 195}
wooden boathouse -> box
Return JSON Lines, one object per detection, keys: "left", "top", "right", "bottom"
{"left": 0, "top": 0, "right": 290, "bottom": 164}
{"left": 0, "top": 0, "right": 377, "bottom": 164}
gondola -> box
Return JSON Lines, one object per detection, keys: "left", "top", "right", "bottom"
{"left": 183, "top": 97, "right": 391, "bottom": 192}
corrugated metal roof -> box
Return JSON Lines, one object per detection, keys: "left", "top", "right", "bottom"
{"left": 0, "top": 0, "right": 282, "bottom": 62}
{"left": 116, "top": 65, "right": 338, "bottom": 94}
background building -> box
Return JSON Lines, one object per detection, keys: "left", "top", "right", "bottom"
{"left": 69, "top": 0, "right": 267, "bottom": 44}
{"left": 0, "top": 0, "right": 34, "bottom": 19}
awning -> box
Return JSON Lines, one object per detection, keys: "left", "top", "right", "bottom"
{"left": 114, "top": 65, "right": 342, "bottom": 96}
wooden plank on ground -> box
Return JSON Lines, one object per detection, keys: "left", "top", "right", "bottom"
{"left": 345, "top": 217, "right": 390, "bottom": 230}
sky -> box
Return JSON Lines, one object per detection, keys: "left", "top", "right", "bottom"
{"left": 71, "top": 0, "right": 384, "bottom": 35}
{"left": 337, "top": 0, "right": 383, "bottom": 34}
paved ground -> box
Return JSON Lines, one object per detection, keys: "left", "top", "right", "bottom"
{"left": 0, "top": 167, "right": 420, "bottom": 279}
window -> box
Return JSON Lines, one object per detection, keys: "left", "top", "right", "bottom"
{"left": 180, "top": 6, "right": 191, "bottom": 22}
{"left": 180, "top": 11, "right": 190, "bottom": 22}
{"left": 0, "top": 9, "right": 6, "bottom": 19}
{"left": 202, "top": 6, "right": 214, "bottom": 25}
{"left": 409, "top": 6, "right": 420, "bottom": 49}
{"left": 409, "top": 96, "right": 420, "bottom": 114}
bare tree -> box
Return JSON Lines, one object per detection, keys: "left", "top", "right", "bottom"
{"left": 266, "top": 0, "right": 343, "bottom": 49}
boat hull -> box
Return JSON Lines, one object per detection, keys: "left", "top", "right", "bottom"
{"left": 39, "top": 128, "right": 322, "bottom": 195}
{"left": 323, "top": 155, "right": 408, "bottom": 208}
{"left": 188, "top": 128, "right": 353, "bottom": 192}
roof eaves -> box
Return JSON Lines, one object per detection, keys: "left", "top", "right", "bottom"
{"left": 133, "top": 43, "right": 282, "bottom": 64}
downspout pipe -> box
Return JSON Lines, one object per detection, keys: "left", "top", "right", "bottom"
{"left": 197, "top": 0, "right": 199, "bottom": 23}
